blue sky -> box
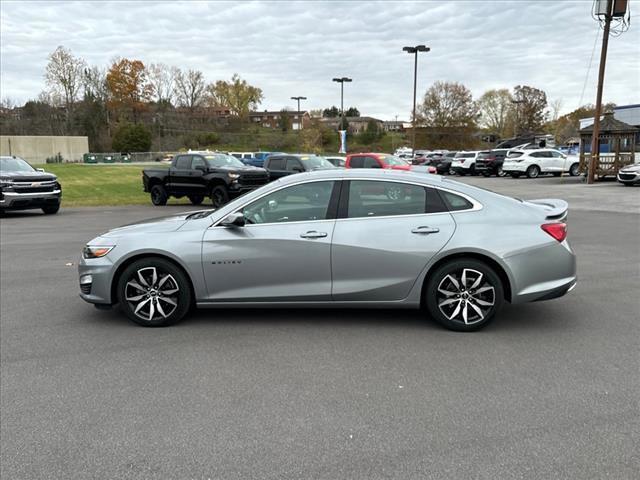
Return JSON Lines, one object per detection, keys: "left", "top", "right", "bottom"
{"left": 1, "top": 0, "right": 638, "bottom": 120}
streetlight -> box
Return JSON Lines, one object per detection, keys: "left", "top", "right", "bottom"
{"left": 332, "top": 77, "right": 352, "bottom": 130}
{"left": 403, "top": 45, "right": 430, "bottom": 156}
{"left": 290, "top": 96, "right": 307, "bottom": 130}
{"left": 511, "top": 99, "right": 525, "bottom": 137}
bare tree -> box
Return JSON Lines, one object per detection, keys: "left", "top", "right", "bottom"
{"left": 148, "top": 63, "right": 175, "bottom": 105}
{"left": 44, "top": 46, "right": 86, "bottom": 120}
{"left": 174, "top": 68, "right": 206, "bottom": 110}
{"left": 82, "top": 65, "right": 109, "bottom": 102}
{"left": 549, "top": 98, "right": 563, "bottom": 122}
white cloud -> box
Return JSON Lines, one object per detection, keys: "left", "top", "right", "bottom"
{"left": 1, "top": 0, "right": 638, "bottom": 119}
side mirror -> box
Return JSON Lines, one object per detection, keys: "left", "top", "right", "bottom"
{"left": 221, "top": 212, "right": 245, "bottom": 227}
{"left": 36, "top": 168, "right": 45, "bottom": 172}
{"left": 292, "top": 167, "right": 303, "bottom": 173}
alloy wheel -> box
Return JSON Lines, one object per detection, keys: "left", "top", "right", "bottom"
{"left": 436, "top": 268, "right": 496, "bottom": 326}
{"left": 124, "top": 266, "right": 180, "bottom": 321}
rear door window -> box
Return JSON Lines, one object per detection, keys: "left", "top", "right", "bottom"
{"left": 349, "top": 156, "right": 365, "bottom": 168}
{"left": 363, "top": 156, "right": 381, "bottom": 168}
{"left": 346, "top": 180, "right": 426, "bottom": 218}
{"left": 286, "top": 158, "right": 303, "bottom": 172}
{"left": 175, "top": 155, "right": 192, "bottom": 169}
{"left": 267, "top": 157, "right": 286, "bottom": 170}
{"left": 191, "top": 156, "right": 206, "bottom": 169}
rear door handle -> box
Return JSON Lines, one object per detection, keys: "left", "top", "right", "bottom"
{"left": 411, "top": 226, "right": 440, "bottom": 234}
{"left": 300, "top": 231, "right": 328, "bottom": 239}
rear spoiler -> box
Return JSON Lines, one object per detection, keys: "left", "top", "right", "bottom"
{"left": 524, "top": 198, "right": 569, "bottom": 222}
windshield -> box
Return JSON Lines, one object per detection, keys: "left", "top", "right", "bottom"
{"left": 0, "top": 157, "right": 34, "bottom": 172}
{"left": 299, "top": 156, "right": 335, "bottom": 169}
{"left": 379, "top": 155, "right": 409, "bottom": 166}
{"left": 205, "top": 154, "right": 245, "bottom": 168}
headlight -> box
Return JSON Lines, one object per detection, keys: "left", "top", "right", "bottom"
{"left": 228, "top": 173, "right": 240, "bottom": 180}
{"left": 83, "top": 245, "right": 114, "bottom": 259}
{"left": 0, "top": 180, "right": 13, "bottom": 188}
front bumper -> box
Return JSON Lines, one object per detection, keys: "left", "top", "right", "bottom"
{"left": 78, "top": 256, "right": 116, "bottom": 305}
{"left": 617, "top": 172, "right": 640, "bottom": 184}
{"left": 0, "top": 190, "right": 61, "bottom": 210}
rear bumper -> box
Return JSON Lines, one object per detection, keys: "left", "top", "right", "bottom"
{"left": 502, "top": 163, "right": 528, "bottom": 173}
{"left": 451, "top": 165, "right": 473, "bottom": 174}
{"left": 0, "top": 190, "right": 61, "bottom": 210}
{"left": 505, "top": 240, "right": 577, "bottom": 304}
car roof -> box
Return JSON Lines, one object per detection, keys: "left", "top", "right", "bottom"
{"left": 272, "top": 167, "right": 444, "bottom": 185}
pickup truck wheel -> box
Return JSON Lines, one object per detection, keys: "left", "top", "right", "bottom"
{"left": 188, "top": 195, "right": 204, "bottom": 205}
{"left": 210, "top": 185, "right": 229, "bottom": 208}
{"left": 150, "top": 185, "right": 168, "bottom": 206}
{"left": 42, "top": 204, "right": 60, "bottom": 215}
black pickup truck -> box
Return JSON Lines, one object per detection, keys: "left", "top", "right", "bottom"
{"left": 142, "top": 152, "right": 269, "bottom": 207}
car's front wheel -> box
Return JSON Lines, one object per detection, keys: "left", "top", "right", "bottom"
{"left": 569, "top": 163, "right": 580, "bottom": 176}
{"left": 117, "top": 258, "right": 192, "bottom": 327}
{"left": 42, "top": 203, "right": 60, "bottom": 215}
{"left": 210, "top": 185, "right": 229, "bottom": 208}
{"left": 425, "top": 258, "right": 504, "bottom": 331}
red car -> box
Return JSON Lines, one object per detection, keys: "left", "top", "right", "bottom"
{"left": 346, "top": 153, "right": 436, "bottom": 173}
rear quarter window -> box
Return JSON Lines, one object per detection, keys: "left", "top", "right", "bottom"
{"left": 440, "top": 190, "right": 474, "bottom": 211}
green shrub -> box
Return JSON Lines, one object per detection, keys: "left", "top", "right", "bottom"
{"left": 112, "top": 123, "right": 152, "bottom": 152}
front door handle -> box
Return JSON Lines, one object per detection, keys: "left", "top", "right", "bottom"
{"left": 411, "top": 226, "right": 440, "bottom": 234}
{"left": 300, "top": 231, "right": 328, "bottom": 239}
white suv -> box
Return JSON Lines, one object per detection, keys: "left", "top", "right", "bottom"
{"left": 502, "top": 149, "right": 580, "bottom": 178}
{"left": 450, "top": 151, "right": 480, "bottom": 176}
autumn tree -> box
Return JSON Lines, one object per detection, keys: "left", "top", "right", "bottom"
{"left": 206, "top": 74, "right": 263, "bottom": 118}
{"left": 418, "top": 81, "right": 478, "bottom": 128}
{"left": 476, "top": 88, "right": 513, "bottom": 138}
{"left": 44, "top": 46, "right": 87, "bottom": 128}
{"left": 174, "top": 68, "right": 206, "bottom": 110}
{"left": 106, "top": 58, "right": 153, "bottom": 122}
{"left": 512, "top": 85, "right": 548, "bottom": 134}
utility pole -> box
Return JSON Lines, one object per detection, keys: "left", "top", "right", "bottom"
{"left": 403, "top": 45, "right": 430, "bottom": 157}
{"left": 332, "top": 77, "right": 352, "bottom": 131}
{"left": 588, "top": 0, "right": 613, "bottom": 184}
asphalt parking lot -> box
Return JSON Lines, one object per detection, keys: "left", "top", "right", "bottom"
{"left": 1, "top": 176, "right": 638, "bottom": 479}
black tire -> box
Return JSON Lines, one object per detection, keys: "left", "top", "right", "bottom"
{"left": 552, "top": 172, "right": 562, "bottom": 177}
{"left": 210, "top": 185, "right": 229, "bottom": 208}
{"left": 117, "top": 258, "right": 192, "bottom": 327}
{"left": 425, "top": 258, "right": 504, "bottom": 332}
{"left": 188, "top": 195, "right": 204, "bottom": 205}
{"left": 569, "top": 163, "right": 580, "bottom": 176}
{"left": 526, "top": 165, "right": 540, "bottom": 179}
{"left": 470, "top": 164, "right": 477, "bottom": 176}
{"left": 150, "top": 185, "right": 168, "bottom": 206}
{"left": 42, "top": 203, "right": 60, "bottom": 215}
{"left": 497, "top": 166, "right": 506, "bottom": 177}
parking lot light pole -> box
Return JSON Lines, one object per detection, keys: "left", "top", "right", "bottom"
{"left": 290, "top": 96, "right": 307, "bottom": 130}
{"left": 332, "top": 77, "right": 352, "bottom": 130}
{"left": 403, "top": 45, "right": 430, "bottom": 156}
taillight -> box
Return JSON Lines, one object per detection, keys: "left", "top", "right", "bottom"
{"left": 541, "top": 223, "right": 567, "bottom": 242}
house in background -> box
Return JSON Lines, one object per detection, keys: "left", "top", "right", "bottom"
{"left": 249, "top": 110, "right": 311, "bottom": 130}
{"left": 320, "top": 116, "right": 384, "bottom": 134}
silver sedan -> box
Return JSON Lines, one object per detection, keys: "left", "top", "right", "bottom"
{"left": 79, "top": 169, "right": 576, "bottom": 331}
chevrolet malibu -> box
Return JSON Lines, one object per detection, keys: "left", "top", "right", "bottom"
{"left": 79, "top": 170, "right": 576, "bottom": 331}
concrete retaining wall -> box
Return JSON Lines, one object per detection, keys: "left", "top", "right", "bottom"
{"left": 0, "top": 136, "right": 89, "bottom": 164}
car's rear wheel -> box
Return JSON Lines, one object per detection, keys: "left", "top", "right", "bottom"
{"left": 497, "top": 166, "right": 506, "bottom": 177}
{"left": 569, "top": 163, "right": 580, "bottom": 176}
{"left": 526, "top": 165, "right": 540, "bottom": 178}
{"left": 425, "top": 258, "right": 504, "bottom": 331}
{"left": 150, "top": 185, "right": 168, "bottom": 206}
{"left": 42, "top": 204, "right": 60, "bottom": 215}
{"left": 117, "top": 258, "right": 191, "bottom": 327}
{"left": 210, "top": 185, "right": 229, "bottom": 208}
{"left": 188, "top": 195, "right": 204, "bottom": 205}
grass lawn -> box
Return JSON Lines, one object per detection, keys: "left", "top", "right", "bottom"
{"left": 37, "top": 163, "right": 193, "bottom": 207}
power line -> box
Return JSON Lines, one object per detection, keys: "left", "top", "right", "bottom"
{"left": 578, "top": 24, "right": 600, "bottom": 108}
